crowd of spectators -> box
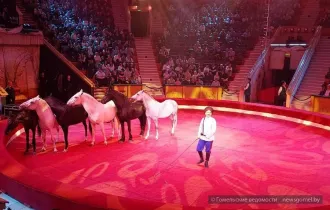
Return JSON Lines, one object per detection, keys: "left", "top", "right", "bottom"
{"left": 0, "top": 2, "right": 9, "bottom": 26}
{"left": 318, "top": 0, "right": 330, "bottom": 26}
{"left": 155, "top": 0, "right": 300, "bottom": 88}
{"left": 23, "top": 0, "right": 141, "bottom": 86}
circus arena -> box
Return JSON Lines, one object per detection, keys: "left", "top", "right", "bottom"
{"left": 1, "top": 0, "right": 330, "bottom": 210}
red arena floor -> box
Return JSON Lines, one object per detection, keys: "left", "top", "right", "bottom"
{"left": 1, "top": 100, "right": 330, "bottom": 210}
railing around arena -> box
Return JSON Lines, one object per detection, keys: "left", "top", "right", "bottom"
{"left": 164, "top": 85, "right": 223, "bottom": 100}
{"left": 112, "top": 85, "right": 143, "bottom": 97}
{"left": 286, "top": 26, "right": 322, "bottom": 107}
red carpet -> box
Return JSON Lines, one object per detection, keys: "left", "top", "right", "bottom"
{"left": 3, "top": 108, "right": 330, "bottom": 209}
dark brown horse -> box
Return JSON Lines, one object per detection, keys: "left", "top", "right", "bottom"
{"left": 5, "top": 110, "right": 41, "bottom": 154}
{"left": 44, "top": 96, "right": 92, "bottom": 151}
{"left": 101, "top": 86, "right": 146, "bottom": 142}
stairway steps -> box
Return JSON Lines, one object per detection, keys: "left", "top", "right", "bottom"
{"left": 110, "top": 0, "right": 128, "bottom": 29}
{"left": 135, "top": 38, "right": 164, "bottom": 96}
{"left": 292, "top": 36, "right": 329, "bottom": 109}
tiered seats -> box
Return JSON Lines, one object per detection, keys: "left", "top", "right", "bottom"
{"left": 154, "top": 0, "right": 301, "bottom": 88}
{"left": 25, "top": 0, "right": 140, "bottom": 86}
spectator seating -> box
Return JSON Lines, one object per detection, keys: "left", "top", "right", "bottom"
{"left": 24, "top": 0, "right": 141, "bottom": 86}
{"left": 154, "top": 0, "right": 301, "bottom": 88}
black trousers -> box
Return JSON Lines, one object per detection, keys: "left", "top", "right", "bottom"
{"left": 245, "top": 94, "right": 250, "bottom": 102}
{"left": 277, "top": 98, "right": 286, "bottom": 106}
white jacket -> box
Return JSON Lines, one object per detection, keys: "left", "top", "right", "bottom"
{"left": 198, "top": 116, "right": 216, "bottom": 141}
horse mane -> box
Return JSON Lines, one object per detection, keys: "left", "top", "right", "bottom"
{"left": 142, "top": 91, "right": 155, "bottom": 102}
{"left": 106, "top": 89, "right": 130, "bottom": 108}
{"left": 44, "top": 96, "right": 67, "bottom": 117}
{"left": 45, "top": 96, "right": 66, "bottom": 106}
{"left": 108, "top": 89, "right": 126, "bottom": 98}
{"left": 82, "top": 92, "right": 99, "bottom": 104}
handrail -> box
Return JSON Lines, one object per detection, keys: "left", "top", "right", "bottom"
{"left": 43, "top": 39, "right": 95, "bottom": 93}
{"left": 247, "top": 27, "right": 282, "bottom": 102}
{"left": 286, "top": 26, "right": 322, "bottom": 106}
{"left": 16, "top": 6, "right": 23, "bottom": 25}
{"left": 248, "top": 27, "right": 282, "bottom": 80}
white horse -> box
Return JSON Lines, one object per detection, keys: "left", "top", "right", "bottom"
{"left": 67, "top": 90, "right": 120, "bottom": 145}
{"left": 131, "top": 90, "right": 178, "bottom": 140}
{"left": 19, "top": 95, "right": 60, "bottom": 152}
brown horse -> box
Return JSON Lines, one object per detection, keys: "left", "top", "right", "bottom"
{"left": 101, "top": 86, "right": 146, "bottom": 142}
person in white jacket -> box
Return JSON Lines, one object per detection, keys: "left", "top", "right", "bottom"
{"left": 196, "top": 106, "right": 217, "bottom": 168}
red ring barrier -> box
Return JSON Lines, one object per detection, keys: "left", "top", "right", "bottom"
{"left": 0, "top": 99, "right": 329, "bottom": 210}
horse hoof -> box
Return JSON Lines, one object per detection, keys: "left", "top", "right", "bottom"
{"left": 118, "top": 140, "right": 124, "bottom": 143}
{"left": 129, "top": 140, "right": 133, "bottom": 143}
{"left": 90, "top": 142, "right": 95, "bottom": 146}
{"left": 41, "top": 147, "right": 46, "bottom": 152}
{"left": 104, "top": 141, "right": 108, "bottom": 145}
{"left": 54, "top": 148, "right": 58, "bottom": 152}
{"left": 63, "top": 149, "right": 68, "bottom": 152}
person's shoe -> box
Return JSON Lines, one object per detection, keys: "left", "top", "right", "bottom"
{"left": 197, "top": 159, "right": 204, "bottom": 164}
{"left": 197, "top": 151, "right": 204, "bottom": 164}
{"left": 205, "top": 152, "right": 211, "bottom": 168}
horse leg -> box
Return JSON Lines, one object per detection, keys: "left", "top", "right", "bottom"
{"left": 91, "top": 123, "right": 96, "bottom": 146}
{"left": 119, "top": 121, "right": 125, "bottom": 142}
{"left": 57, "top": 126, "right": 60, "bottom": 143}
{"left": 117, "top": 120, "right": 122, "bottom": 139}
{"left": 50, "top": 130, "right": 58, "bottom": 152}
{"left": 145, "top": 117, "right": 151, "bottom": 140}
{"left": 100, "top": 123, "right": 108, "bottom": 145}
{"left": 62, "top": 126, "right": 69, "bottom": 152}
{"left": 138, "top": 114, "right": 146, "bottom": 136}
{"left": 31, "top": 127, "right": 36, "bottom": 155}
{"left": 154, "top": 119, "right": 159, "bottom": 140}
{"left": 82, "top": 119, "right": 88, "bottom": 141}
{"left": 24, "top": 128, "right": 30, "bottom": 155}
{"left": 171, "top": 113, "right": 178, "bottom": 135}
{"left": 128, "top": 120, "right": 133, "bottom": 141}
{"left": 41, "top": 130, "right": 47, "bottom": 151}
{"left": 111, "top": 119, "right": 115, "bottom": 138}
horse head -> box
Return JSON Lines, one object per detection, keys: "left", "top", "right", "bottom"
{"left": 131, "top": 90, "right": 144, "bottom": 101}
{"left": 101, "top": 88, "right": 115, "bottom": 104}
{"left": 4, "top": 111, "right": 27, "bottom": 135}
{"left": 19, "top": 95, "right": 41, "bottom": 110}
{"left": 67, "top": 89, "right": 84, "bottom": 106}
{"left": 101, "top": 88, "right": 127, "bottom": 107}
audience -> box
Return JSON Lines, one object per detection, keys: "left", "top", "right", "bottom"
{"left": 318, "top": 0, "right": 330, "bottom": 26}
{"left": 23, "top": 0, "right": 141, "bottom": 86}
{"left": 155, "top": 0, "right": 300, "bottom": 88}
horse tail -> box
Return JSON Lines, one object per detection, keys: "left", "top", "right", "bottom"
{"left": 88, "top": 119, "right": 93, "bottom": 135}
{"left": 37, "top": 122, "right": 41, "bottom": 137}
